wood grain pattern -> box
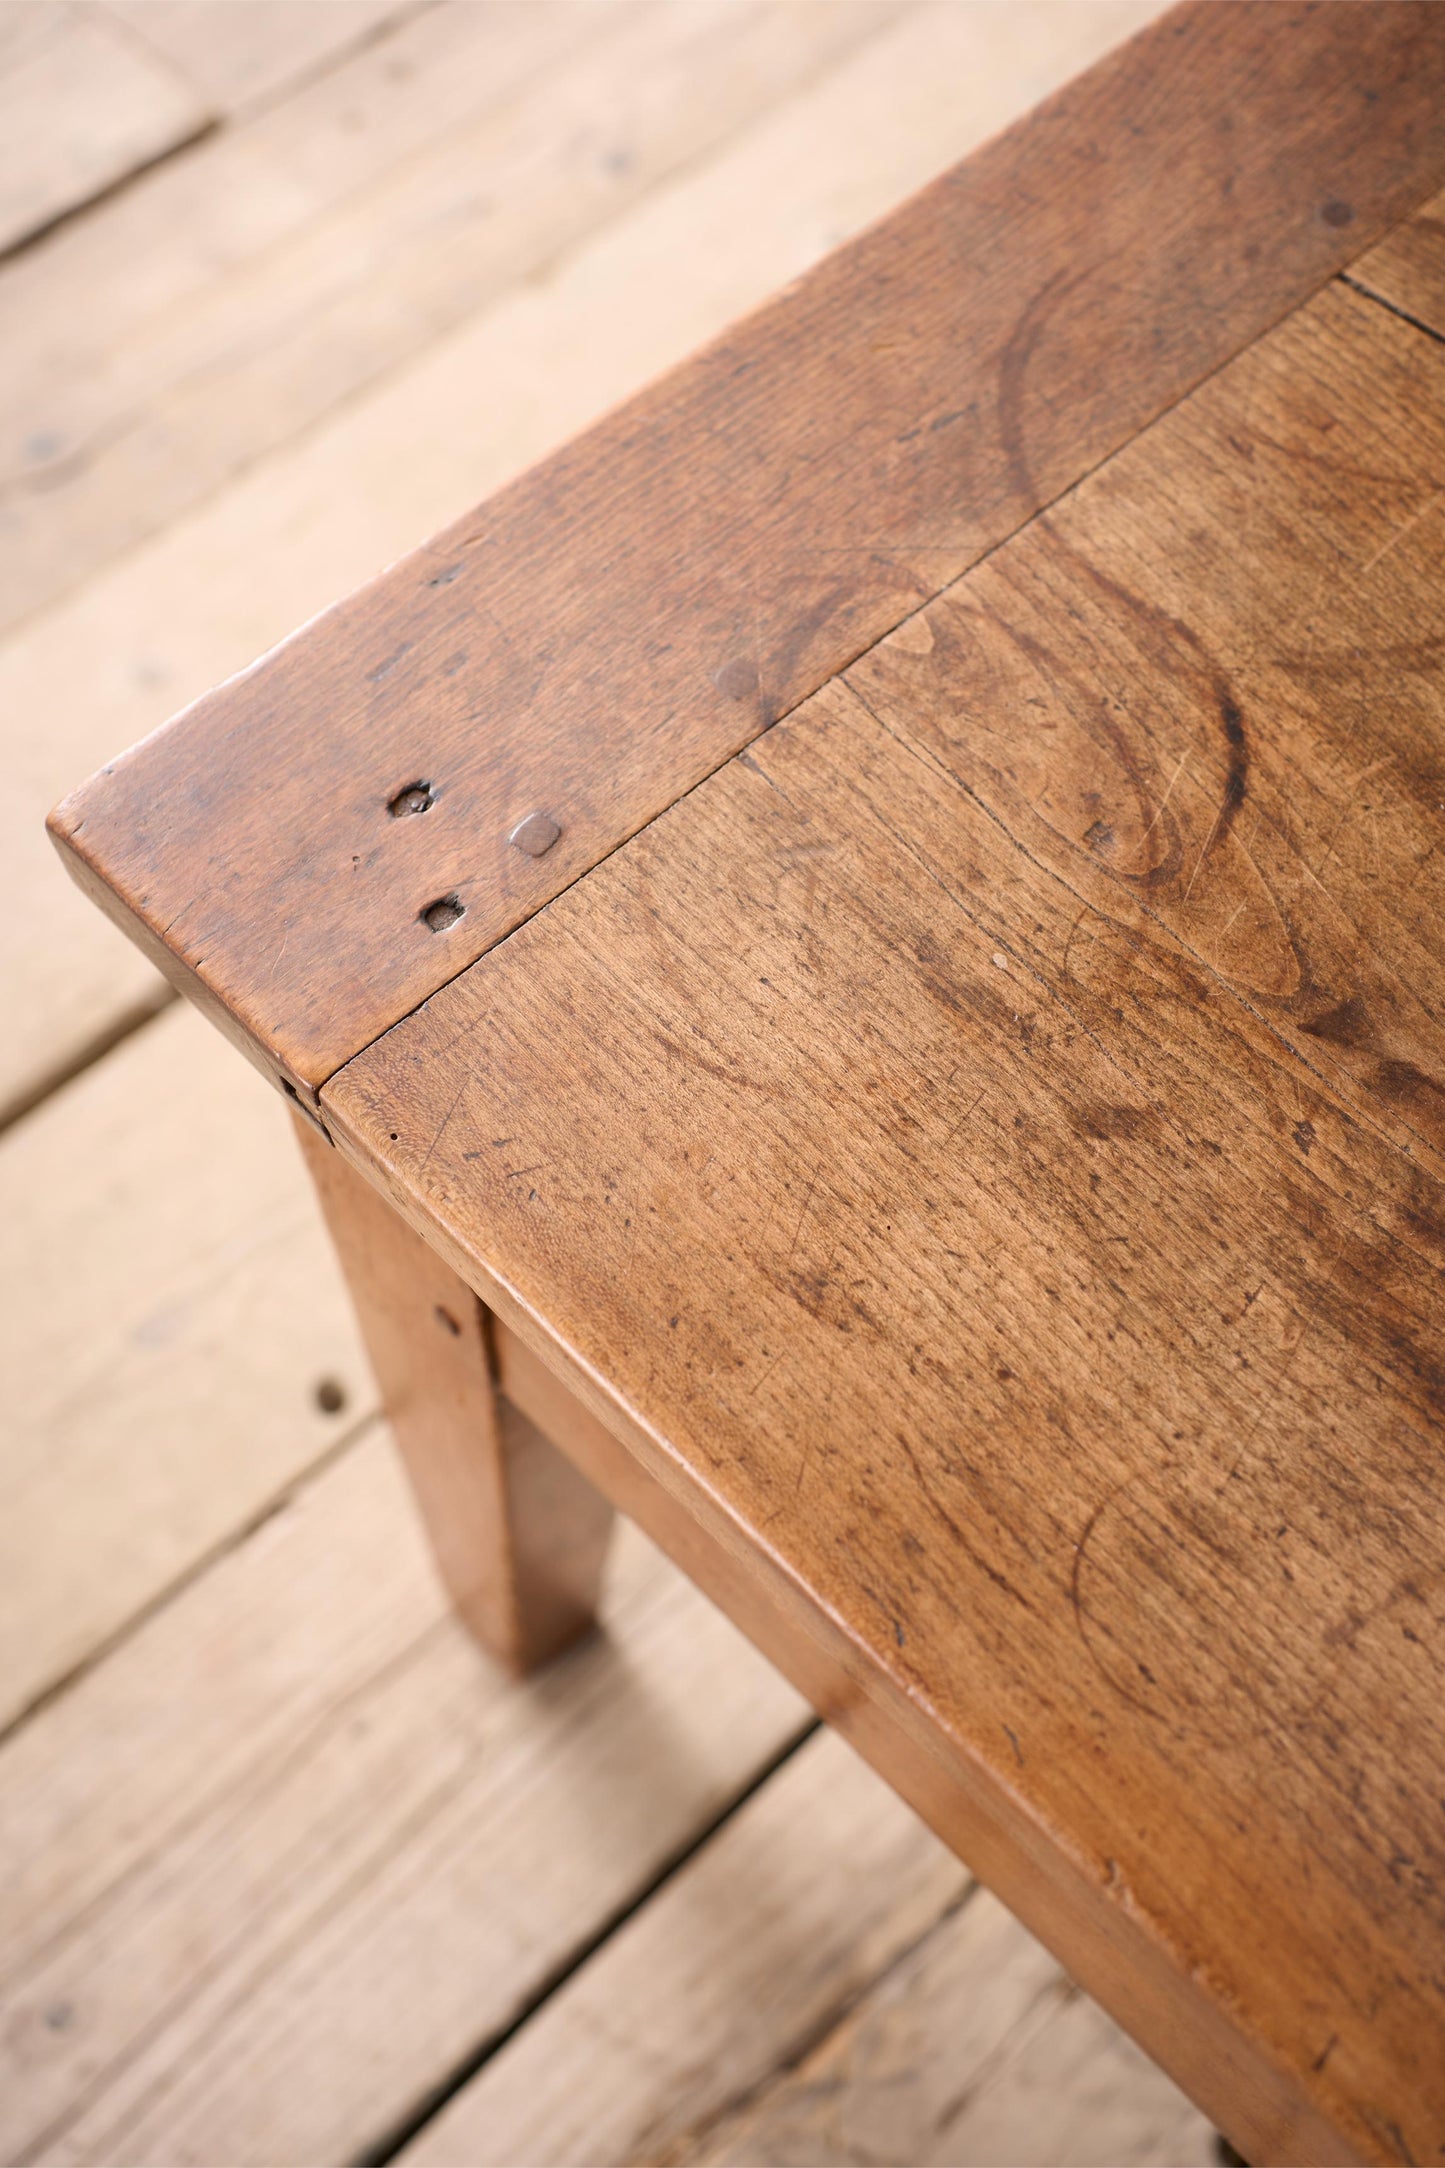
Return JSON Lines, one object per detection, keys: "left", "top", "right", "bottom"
{"left": 322, "top": 279, "right": 1445, "bottom": 2164}
{"left": 104, "top": 0, "right": 420, "bottom": 115}
{"left": 402, "top": 1727, "right": 1210, "bottom": 2168}
{"left": 0, "top": 1433, "right": 808, "bottom": 2166}
{"left": 0, "top": 0, "right": 898, "bottom": 638}
{"left": 402, "top": 1726, "right": 972, "bottom": 2168}
{"left": 1348, "top": 181, "right": 1445, "bottom": 341}
{"left": 296, "top": 1113, "right": 613, "bottom": 1670}
{"left": 0, "top": 6, "right": 207, "bottom": 256}
{"left": 848, "top": 280, "right": 1445, "bottom": 1180}
{"left": 692, "top": 1877, "right": 1215, "bottom": 2168}
{"left": 3, "top": 1, "right": 1160, "bottom": 1135}
{"left": 7, "top": 0, "right": 1160, "bottom": 1131}
{"left": 0, "top": 1001, "right": 368, "bottom": 1730}
{"left": 3, "top": 0, "right": 915, "bottom": 1125}
{"left": 49, "top": 0, "right": 1445, "bottom": 1104}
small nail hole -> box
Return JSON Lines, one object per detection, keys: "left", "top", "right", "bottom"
{"left": 388, "top": 781, "right": 434, "bottom": 818}
{"left": 314, "top": 1377, "right": 346, "bottom": 1414}
{"left": 421, "top": 893, "right": 464, "bottom": 932}
{"left": 434, "top": 1305, "right": 462, "bottom": 1336}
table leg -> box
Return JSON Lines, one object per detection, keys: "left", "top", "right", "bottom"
{"left": 292, "top": 1112, "right": 614, "bottom": 1671}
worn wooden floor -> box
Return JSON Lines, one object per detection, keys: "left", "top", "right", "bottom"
{"left": 0, "top": 5, "right": 1219, "bottom": 2161}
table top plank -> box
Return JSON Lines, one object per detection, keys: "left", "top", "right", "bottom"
{"left": 853, "top": 278, "right": 1445, "bottom": 1183}
{"left": 323, "top": 274, "right": 1445, "bottom": 2162}
{"left": 49, "top": 0, "right": 1445, "bottom": 1102}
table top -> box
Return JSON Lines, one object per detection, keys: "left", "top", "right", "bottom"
{"left": 50, "top": 2, "right": 1445, "bottom": 1106}
{"left": 327, "top": 263, "right": 1445, "bottom": 2166}
{"left": 50, "top": 5, "right": 1445, "bottom": 2160}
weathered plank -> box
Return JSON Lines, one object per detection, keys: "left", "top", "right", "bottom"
{"left": 402, "top": 1726, "right": 970, "bottom": 2167}
{"left": 0, "top": 1001, "right": 368, "bottom": 1728}
{"left": 0, "top": 1432, "right": 808, "bottom": 2165}
{"left": 1348, "top": 181, "right": 1445, "bottom": 340}
{"left": 0, "top": 0, "right": 901, "bottom": 635}
{"left": 0, "top": 5, "right": 207, "bottom": 255}
{"left": 104, "top": 0, "right": 422, "bottom": 113}
{"left": 52, "top": 1, "right": 1445, "bottom": 1104}
{"left": 7, "top": 0, "right": 1126, "bottom": 1127}
{"left": 0, "top": 0, "right": 593, "bottom": 427}
{"left": 692, "top": 1882, "right": 1215, "bottom": 2168}
{"left": 0, "top": 3, "right": 76, "bottom": 70}
{"left": 322, "top": 281, "right": 1445, "bottom": 2162}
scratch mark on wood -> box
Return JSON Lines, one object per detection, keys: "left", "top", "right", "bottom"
{"left": 1360, "top": 487, "right": 1445, "bottom": 574}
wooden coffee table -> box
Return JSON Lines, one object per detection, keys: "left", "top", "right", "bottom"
{"left": 49, "top": 6, "right": 1445, "bottom": 2159}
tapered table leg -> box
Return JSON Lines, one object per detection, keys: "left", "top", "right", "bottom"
{"left": 293, "top": 1113, "right": 613, "bottom": 1672}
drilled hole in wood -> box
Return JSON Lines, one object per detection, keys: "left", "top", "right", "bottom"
{"left": 421, "top": 893, "right": 464, "bottom": 932}
{"left": 388, "top": 780, "right": 434, "bottom": 818}
{"left": 314, "top": 1377, "right": 346, "bottom": 1415}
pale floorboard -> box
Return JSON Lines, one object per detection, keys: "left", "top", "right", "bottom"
{"left": 0, "top": 1437, "right": 807, "bottom": 2166}
{"left": 0, "top": 0, "right": 895, "bottom": 636}
{"left": 693, "top": 1883, "right": 1216, "bottom": 2167}
{"left": 0, "top": 1001, "right": 369, "bottom": 1727}
{"left": 404, "top": 1731, "right": 1213, "bottom": 2168}
{"left": 0, "top": 5, "right": 207, "bottom": 255}
{"left": 2, "top": 6, "right": 1199, "bottom": 2162}
{"left": 403, "top": 1727, "right": 971, "bottom": 2168}
{"left": 104, "top": 0, "right": 425, "bottom": 115}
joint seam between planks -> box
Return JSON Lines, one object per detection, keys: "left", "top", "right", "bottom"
{"left": 1340, "top": 267, "right": 1445, "bottom": 352}
{"left": 0, "top": 1412, "right": 380, "bottom": 1752}
{"left": 317, "top": 248, "right": 1445, "bottom": 1114}
{"left": 656, "top": 1873, "right": 983, "bottom": 2167}
{"left": 355, "top": 1715, "right": 822, "bottom": 2168}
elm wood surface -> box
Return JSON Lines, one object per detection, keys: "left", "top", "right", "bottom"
{"left": 1350, "top": 181, "right": 1445, "bottom": 342}
{"left": 295, "top": 1113, "right": 612, "bottom": 1671}
{"left": 47, "top": 0, "right": 1445, "bottom": 1105}
{"left": 319, "top": 276, "right": 1445, "bottom": 2166}
{"left": 850, "top": 279, "right": 1445, "bottom": 1184}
